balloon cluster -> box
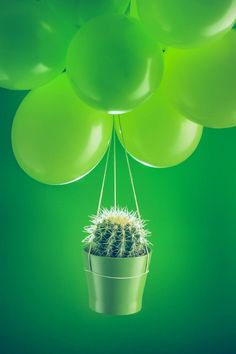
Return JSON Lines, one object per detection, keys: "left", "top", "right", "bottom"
{"left": 1, "top": 0, "right": 234, "bottom": 185}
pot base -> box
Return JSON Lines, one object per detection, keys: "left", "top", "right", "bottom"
{"left": 84, "top": 251, "right": 151, "bottom": 316}
{"left": 89, "top": 301, "right": 142, "bottom": 316}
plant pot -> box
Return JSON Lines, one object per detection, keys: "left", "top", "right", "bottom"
{"left": 83, "top": 250, "right": 151, "bottom": 316}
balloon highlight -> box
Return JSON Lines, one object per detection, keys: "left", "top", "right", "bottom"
{"left": 137, "top": 0, "right": 236, "bottom": 47}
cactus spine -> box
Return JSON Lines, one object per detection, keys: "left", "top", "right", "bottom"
{"left": 83, "top": 207, "right": 150, "bottom": 258}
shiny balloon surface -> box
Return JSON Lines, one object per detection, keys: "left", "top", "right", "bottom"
{"left": 67, "top": 15, "right": 163, "bottom": 114}
{"left": 12, "top": 74, "right": 113, "bottom": 185}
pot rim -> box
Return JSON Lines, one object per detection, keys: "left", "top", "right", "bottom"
{"left": 83, "top": 248, "right": 152, "bottom": 260}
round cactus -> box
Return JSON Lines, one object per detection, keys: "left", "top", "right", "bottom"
{"left": 83, "top": 207, "right": 150, "bottom": 258}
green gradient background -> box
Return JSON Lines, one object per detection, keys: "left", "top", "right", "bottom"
{"left": 0, "top": 88, "right": 236, "bottom": 354}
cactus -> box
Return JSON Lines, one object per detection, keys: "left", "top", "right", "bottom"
{"left": 83, "top": 207, "right": 150, "bottom": 258}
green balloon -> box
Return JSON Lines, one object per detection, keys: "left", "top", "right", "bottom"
{"left": 76, "top": 0, "right": 131, "bottom": 25}
{"left": 115, "top": 88, "right": 203, "bottom": 168}
{"left": 47, "top": 0, "right": 130, "bottom": 27}
{"left": 0, "top": 1, "right": 70, "bottom": 90}
{"left": 12, "top": 74, "right": 113, "bottom": 185}
{"left": 45, "top": 0, "right": 80, "bottom": 35}
{"left": 136, "top": 0, "right": 236, "bottom": 47}
{"left": 67, "top": 15, "right": 163, "bottom": 114}
{"left": 163, "top": 30, "right": 236, "bottom": 129}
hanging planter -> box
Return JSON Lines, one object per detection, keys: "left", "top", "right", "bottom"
{"left": 83, "top": 208, "right": 151, "bottom": 315}
{"left": 82, "top": 126, "right": 152, "bottom": 316}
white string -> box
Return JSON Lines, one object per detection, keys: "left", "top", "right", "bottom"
{"left": 113, "top": 120, "right": 117, "bottom": 210}
{"left": 118, "top": 115, "right": 150, "bottom": 272}
{"left": 96, "top": 138, "right": 112, "bottom": 215}
{"left": 118, "top": 115, "right": 141, "bottom": 219}
{"left": 88, "top": 132, "right": 112, "bottom": 271}
{"left": 89, "top": 116, "right": 150, "bottom": 273}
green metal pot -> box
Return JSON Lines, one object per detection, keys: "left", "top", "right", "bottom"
{"left": 83, "top": 250, "right": 151, "bottom": 316}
